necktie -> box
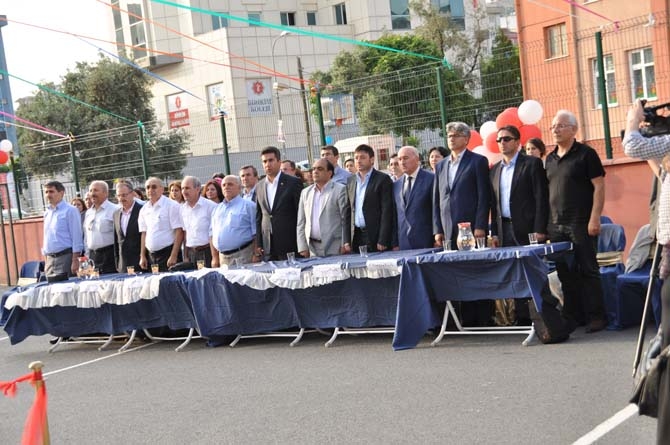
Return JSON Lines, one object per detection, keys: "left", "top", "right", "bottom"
{"left": 403, "top": 176, "right": 412, "bottom": 204}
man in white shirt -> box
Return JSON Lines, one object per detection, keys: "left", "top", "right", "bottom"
{"left": 138, "top": 177, "right": 184, "bottom": 272}
{"left": 181, "top": 176, "right": 218, "bottom": 267}
{"left": 84, "top": 180, "right": 119, "bottom": 274}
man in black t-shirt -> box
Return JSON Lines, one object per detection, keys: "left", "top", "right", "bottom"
{"left": 545, "top": 110, "right": 607, "bottom": 333}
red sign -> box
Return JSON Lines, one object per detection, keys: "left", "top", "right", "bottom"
{"left": 169, "top": 109, "right": 190, "bottom": 129}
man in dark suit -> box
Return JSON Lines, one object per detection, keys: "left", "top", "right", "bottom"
{"left": 347, "top": 144, "right": 395, "bottom": 252}
{"left": 254, "top": 146, "right": 303, "bottom": 261}
{"left": 433, "top": 122, "right": 492, "bottom": 326}
{"left": 490, "top": 125, "right": 548, "bottom": 325}
{"left": 393, "top": 146, "right": 434, "bottom": 250}
{"left": 113, "top": 180, "right": 144, "bottom": 273}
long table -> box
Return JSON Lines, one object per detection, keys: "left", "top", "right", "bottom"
{"left": 3, "top": 243, "right": 571, "bottom": 349}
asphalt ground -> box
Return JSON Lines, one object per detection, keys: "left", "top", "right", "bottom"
{"left": 0, "top": 323, "right": 659, "bottom": 444}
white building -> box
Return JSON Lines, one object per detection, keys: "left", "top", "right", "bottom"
{"left": 110, "top": 0, "right": 514, "bottom": 162}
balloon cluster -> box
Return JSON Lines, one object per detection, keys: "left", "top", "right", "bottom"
{"left": 468, "top": 100, "right": 544, "bottom": 167}
{"left": 0, "top": 140, "right": 12, "bottom": 165}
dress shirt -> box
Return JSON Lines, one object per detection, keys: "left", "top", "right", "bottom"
{"left": 181, "top": 197, "right": 218, "bottom": 247}
{"left": 499, "top": 151, "right": 519, "bottom": 218}
{"left": 120, "top": 205, "right": 133, "bottom": 236}
{"left": 447, "top": 150, "right": 465, "bottom": 188}
{"left": 623, "top": 130, "right": 670, "bottom": 244}
{"left": 265, "top": 171, "right": 282, "bottom": 210}
{"left": 354, "top": 170, "right": 373, "bottom": 228}
{"left": 404, "top": 167, "right": 419, "bottom": 195}
{"left": 332, "top": 166, "right": 351, "bottom": 185}
{"left": 138, "top": 195, "right": 184, "bottom": 252}
{"left": 242, "top": 185, "right": 256, "bottom": 201}
{"left": 84, "top": 200, "right": 118, "bottom": 249}
{"left": 310, "top": 185, "right": 324, "bottom": 240}
{"left": 42, "top": 200, "right": 84, "bottom": 255}
{"left": 211, "top": 195, "right": 256, "bottom": 251}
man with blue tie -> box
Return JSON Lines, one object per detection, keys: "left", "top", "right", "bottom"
{"left": 433, "top": 122, "right": 492, "bottom": 326}
{"left": 393, "top": 146, "right": 434, "bottom": 250}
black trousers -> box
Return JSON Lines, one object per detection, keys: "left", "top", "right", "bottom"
{"left": 88, "top": 245, "right": 116, "bottom": 275}
{"left": 502, "top": 220, "right": 530, "bottom": 321}
{"left": 658, "top": 279, "right": 670, "bottom": 443}
{"left": 149, "top": 244, "right": 182, "bottom": 272}
{"left": 352, "top": 227, "right": 380, "bottom": 253}
{"left": 548, "top": 223, "right": 606, "bottom": 324}
{"left": 187, "top": 245, "right": 212, "bottom": 268}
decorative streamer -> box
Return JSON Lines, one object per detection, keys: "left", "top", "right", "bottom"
{"left": 0, "top": 111, "right": 67, "bottom": 138}
{"left": 561, "top": 0, "right": 620, "bottom": 30}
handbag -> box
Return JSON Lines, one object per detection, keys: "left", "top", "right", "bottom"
{"left": 630, "top": 330, "right": 669, "bottom": 418}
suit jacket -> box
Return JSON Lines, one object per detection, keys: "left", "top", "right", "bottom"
{"left": 433, "top": 149, "right": 491, "bottom": 242}
{"left": 296, "top": 181, "right": 351, "bottom": 257}
{"left": 113, "top": 201, "right": 143, "bottom": 273}
{"left": 490, "top": 152, "right": 548, "bottom": 245}
{"left": 255, "top": 172, "right": 303, "bottom": 260}
{"left": 347, "top": 169, "right": 396, "bottom": 248}
{"left": 393, "top": 168, "right": 435, "bottom": 250}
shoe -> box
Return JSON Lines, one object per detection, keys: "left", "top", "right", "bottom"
{"left": 585, "top": 318, "right": 607, "bottom": 334}
{"left": 563, "top": 318, "right": 578, "bottom": 334}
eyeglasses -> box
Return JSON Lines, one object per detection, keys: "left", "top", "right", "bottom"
{"left": 496, "top": 136, "right": 517, "bottom": 143}
{"left": 551, "top": 123, "right": 573, "bottom": 130}
{"left": 146, "top": 184, "right": 159, "bottom": 190}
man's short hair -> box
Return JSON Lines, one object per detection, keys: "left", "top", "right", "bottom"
{"left": 239, "top": 165, "right": 258, "bottom": 177}
{"left": 344, "top": 158, "right": 354, "bottom": 165}
{"left": 261, "top": 146, "right": 281, "bottom": 160}
{"left": 446, "top": 122, "right": 471, "bottom": 139}
{"left": 354, "top": 144, "right": 375, "bottom": 158}
{"left": 282, "top": 160, "right": 296, "bottom": 169}
{"left": 44, "top": 181, "right": 65, "bottom": 192}
{"left": 222, "top": 175, "right": 241, "bottom": 186}
{"left": 498, "top": 125, "right": 521, "bottom": 140}
{"left": 399, "top": 146, "right": 420, "bottom": 158}
{"left": 554, "top": 109, "right": 579, "bottom": 128}
{"left": 321, "top": 145, "right": 339, "bottom": 157}
{"left": 115, "top": 181, "right": 134, "bottom": 193}
{"left": 182, "top": 175, "right": 201, "bottom": 189}
{"left": 211, "top": 172, "right": 225, "bottom": 180}
{"left": 90, "top": 180, "right": 109, "bottom": 194}
{"left": 320, "top": 159, "right": 335, "bottom": 174}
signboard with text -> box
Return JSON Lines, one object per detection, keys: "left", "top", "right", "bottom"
{"left": 166, "top": 93, "right": 190, "bottom": 128}
{"left": 246, "top": 79, "right": 273, "bottom": 116}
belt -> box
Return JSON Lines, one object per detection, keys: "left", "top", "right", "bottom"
{"left": 221, "top": 239, "right": 253, "bottom": 256}
{"left": 46, "top": 248, "right": 72, "bottom": 258}
{"left": 149, "top": 245, "right": 173, "bottom": 256}
{"left": 89, "top": 244, "right": 114, "bottom": 255}
{"left": 309, "top": 238, "right": 322, "bottom": 243}
{"left": 502, "top": 217, "right": 513, "bottom": 223}
{"left": 190, "top": 244, "right": 210, "bottom": 252}
{"left": 354, "top": 227, "right": 367, "bottom": 232}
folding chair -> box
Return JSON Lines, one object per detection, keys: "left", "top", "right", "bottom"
{"left": 597, "top": 224, "right": 626, "bottom": 329}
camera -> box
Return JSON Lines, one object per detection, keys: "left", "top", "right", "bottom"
{"left": 639, "top": 100, "right": 670, "bottom": 138}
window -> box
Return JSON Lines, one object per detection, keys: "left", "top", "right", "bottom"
{"left": 545, "top": 23, "right": 567, "bottom": 59}
{"left": 390, "top": 0, "right": 411, "bottom": 30}
{"left": 630, "top": 47, "right": 656, "bottom": 100}
{"left": 127, "top": 2, "right": 147, "bottom": 59}
{"left": 306, "top": 11, "right": 317, "bottom": 26}
{"left": 112, "top": 0, "right": 125, "bottom": 46}
{"left": 212, "top": 13, "right": 228, "bottom": 30}
{"left": 280, "top": 12, "right": 296, "bottom": 26}
{"left": 248, "top": 12, "right": 261, "bottom": 27}
{"left": 430, "top": 0, "right": 465, "bottom": 30}
{"left": 334, "top": 3, "right": 347, "bottom": 25}
{"left": 592, "top": 55, "right": 617, "bottom": 108}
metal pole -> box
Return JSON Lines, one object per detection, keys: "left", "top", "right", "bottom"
{"left": 272, "top": 32, "right": 289, "bottom": 157}
{"left": 68, "top": 137, "right": 80, "bottom": 196}
{"left": 595, "top": 31, "right": 613, "bottom": 159}
{"left": 0, "top": 189, "right": 10, "bottom": 285}
{"left": 3, "top": 183, "right": 18, "bottom": 282}
{"left": 297, "top": 57, "right": 314, "bottom": 166}
{"left": 219, "top": 111, "right": 231, "bottom": 175}
{"left": 9, "top": 152, "right": 21, "bottom": 219}
{"left": 315, "top": 85, "right": 327, "bottom": 147}
{"left": 436, "top": 66, "right": 449, "bottom": 150}
{"left": 137, "top": 122, "right": 149, "bottom": 180}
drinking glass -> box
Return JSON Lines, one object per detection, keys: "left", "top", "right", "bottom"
{"left": 528, "top": 233, "right": 538, "bottom": 245}
{"left": 151, "top": 263, "right": 160, "bottom": 274}
{"left": 359, "top": 245, "right": 368, "bottom": 258}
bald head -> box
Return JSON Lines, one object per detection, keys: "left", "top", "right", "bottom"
{"left": 397, "top": 146, "right": 420, "bottom": 175}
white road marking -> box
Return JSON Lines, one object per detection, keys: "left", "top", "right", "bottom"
{"left": 43, "top": 342, "right": 156, "bottom": 378}
{"left": 0, "top": 336, "right": 9, "bottom": 341}
{"left": 572, "top": 404, "right": 639, "bottom": 445}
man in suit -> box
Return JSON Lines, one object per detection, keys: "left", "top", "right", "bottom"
{"left": 393, "top": 146, "right": 434, "bottom": 250}
{"left": 254, "top": 146, "right": 303, "bottom": 261}
{"left": 490, "top": 125, "right": 548, "bottom": 325}
{"left": 347, "top": 144, "right": 396, "bottom": 252}
{"left": 239, "top": 165, "right": 258, "bottom": 202}
{"left": 433, "top": 122, "right": 492, "bottom": 326}
{"left": 113, "top": 180, "right": 144, "bottom": 273}
{"left": 297, "top": 159, "right": 351, "bottom": 258}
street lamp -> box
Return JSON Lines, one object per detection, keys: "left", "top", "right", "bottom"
{"left": 271, "top": 31, "right": 290, "bottom": 156}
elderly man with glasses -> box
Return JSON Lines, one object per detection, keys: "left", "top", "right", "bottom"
{"left": 545, "top": 110, "right": 607, "bottom": 334}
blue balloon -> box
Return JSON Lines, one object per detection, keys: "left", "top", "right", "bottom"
{"left": 325, "top": 136, "right": 334, "bottom": 145}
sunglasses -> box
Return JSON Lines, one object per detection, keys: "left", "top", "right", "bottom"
{"left": 496, "top": 136, "right": 517, "bottom": 143}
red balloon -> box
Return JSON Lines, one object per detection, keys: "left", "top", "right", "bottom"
{"left": 0, "top": 151, "right": 9, "bottom": 165}
{"left": 495, "top": 107, "right": 523, "bottom": 129}
{"left": 485, "top": 131, "right": 500, "bottom": 154}
{"left": 519, "top": 124, "right": 543, "bottom": 145}
{"left": 466, "top": 130, "right": 483, "bottom": 150}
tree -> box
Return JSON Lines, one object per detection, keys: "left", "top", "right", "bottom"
{"left": 17, "top": 57, "right": 188, "bottom": 185}
{"left": 480, "top": 29, "right": 523, "bottom": 121}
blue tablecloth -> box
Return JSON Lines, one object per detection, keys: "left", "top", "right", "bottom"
{"left": 392, "top": 244, "right": 571, "bottom": 350}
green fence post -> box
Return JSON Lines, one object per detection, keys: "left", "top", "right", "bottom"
{"left": 137, "top": 122, "right": 149, "bottom": 180}
{"left": 315, "top": 84, "right": 327, "bottom": 147}
{"left": 68, "top": 135, "right": 80, "bottom": 196}
{"left": 219, "top": 111, "right": 231, "bottom": 175}
{"left": 595, "top": 31, "right": 613, "bottom": 159}
{"left": 436, "top": 66, "right": 449, "bottom": 149}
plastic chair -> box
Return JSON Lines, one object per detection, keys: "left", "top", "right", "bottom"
{"left": 1, "top": 260, "right": 45, "bottom": 326}
{"left": 597, "top": 224, "right": 626, "bottom": 329}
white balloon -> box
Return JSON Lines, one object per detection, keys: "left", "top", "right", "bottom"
{"left": 518, "top": 100, "right": 543, "bottom": 125}
{"left": 472, "top": 145, "right": 487, "bottom": 156}
{"left": 0, "top": 139, "right": 12, "bottom": 152}
{"left": 479, "top": 121, "right": 497, "bottom": 139}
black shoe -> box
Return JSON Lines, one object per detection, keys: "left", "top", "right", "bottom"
{"left": 585, "top": 318, "right": 607, "bottom": 334}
